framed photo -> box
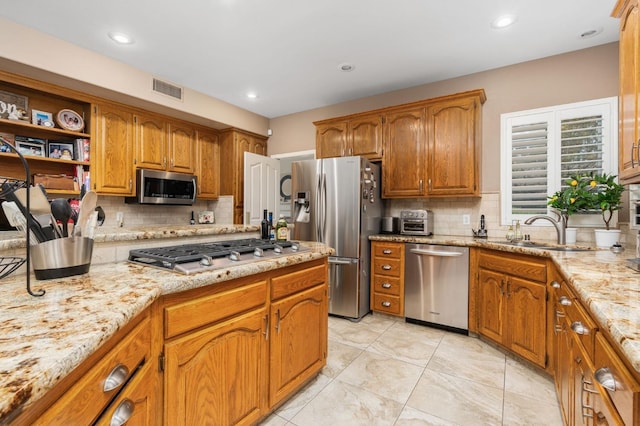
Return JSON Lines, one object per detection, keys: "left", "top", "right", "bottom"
{"left": 47, "top": 142, "right": 74, "bottom": 160}
{"left": 16, "top": 141, "right": 45, "bottom": 157}
{"left": 0, "top": 89, "right": 28, "bottom": 120}
{"left": 31, "top": 109, "right": 55, "bottom": 127}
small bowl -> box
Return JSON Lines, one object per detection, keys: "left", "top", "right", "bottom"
{"left": 610, "top": 244, "right": 625, "bottom": 254}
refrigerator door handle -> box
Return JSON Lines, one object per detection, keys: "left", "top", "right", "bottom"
{"left": 328, "top": 258, "right": 354, "bottom": 265}
{"left": 315, "top": 171, "right": 322, "bottom": 241}
{"left": 320, "top": 173, "right": 327, "bottom": 242}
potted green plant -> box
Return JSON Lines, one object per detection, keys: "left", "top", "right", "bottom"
{"left": 547, "top": 175, "right": 596, "bottom": 244}
{"left": 590, "top": 173, "right": 624, "bottom": 247}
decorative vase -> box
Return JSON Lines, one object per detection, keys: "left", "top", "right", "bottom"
{"left": 565, "top": 228, "right": 577, "bottom": 245}
{"left": 594, "top": 229, "right": 621, "bottom": 248}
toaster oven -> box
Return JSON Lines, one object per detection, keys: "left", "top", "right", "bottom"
{"left": 399, "top": 209, "right": 433, "bottom": 236}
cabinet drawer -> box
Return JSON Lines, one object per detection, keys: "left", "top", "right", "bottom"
{"left": 36, "top": 316, "right": 151, "bottom": 425}
{"left": 594, "top": 333, "right": 640, "bottom": 426}
{"left": 564, "top": 294, "right": 597, "bottom": 359}
{"left": 372, "top": 257, "right": 401, "bottom": 277}
{"left": 164, "top": 280, "right": 267, "bottom": 338}
{"left": 372, "top": 293, "right": 401, "bottom": 315}
{"left": 271, "top": 263, "right": 326, "bottom": 300}
{"left": 373, "top": 243, "right": 402, "bottom": 259}
{"left": 478, "top": 251, "right": 546, "bottom": 283}
{"left": 372, "top": 275, "right": 401, "bottom": 296}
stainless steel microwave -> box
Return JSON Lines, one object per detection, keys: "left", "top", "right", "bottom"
{"left": 125, "top": 169, "right": 197, "bottom": 205}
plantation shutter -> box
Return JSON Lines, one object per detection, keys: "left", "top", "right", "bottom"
{"left": 560, "top": 115, "right": 604, "bottom": 187}
{"left": 511, "top": 121, "right": 549, "bottom": 215}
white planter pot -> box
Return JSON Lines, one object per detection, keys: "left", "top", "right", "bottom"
{"left": 565, "top": 228, "right": 577, "bottom": 245}
{"left": 594, "top": 229, "right": 621, "bottom": 248}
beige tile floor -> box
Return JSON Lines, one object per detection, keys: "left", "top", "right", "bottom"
{"left": 260, "top": 313, "right": 563, "bottom": 426}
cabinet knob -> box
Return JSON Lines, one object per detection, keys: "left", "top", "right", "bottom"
{"left": 381, "top": 282, "right": 392, "bottom": 289}
{"left": 571, "top": 321, "right": 590, "bottom": 335}
{"left": 381, "top": 264, "right": 392, "bottom": 270}
{"left": 103, "top": 364, "right": 129, "bottom": 392}
{"left": 594, "top": 367, "right": 618, "bottom": 392}
{"left": 110, "top": 398, "right": 134, "bottom": 426}
{"left": 382, "top": 249, "right": 392, "bottom": 255}
{"left": 551, "top": 281, "right": 560, "bottom": 289}
{"left": 559, "top": 296, "right": 572, "bottom": 306}
{"left": 381, "top": 301, "right": 392, "bottom": 307}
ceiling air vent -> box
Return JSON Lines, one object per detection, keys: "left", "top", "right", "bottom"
{"left": 152, "top": 78, "right": 183, "bottom": 101}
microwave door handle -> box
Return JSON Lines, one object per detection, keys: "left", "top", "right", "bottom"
{"left": 191, "top": 176, "right": 197, "bottom": 203}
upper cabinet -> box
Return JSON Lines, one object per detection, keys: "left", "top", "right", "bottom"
{"left": 315, "top": 90, "right": 485, "bottom": 198}
{"left": 315, "top": 112, "right": 383, "bottom": 160}
{"left": 219, "top": 128, "right": 268, "bottom": 224}
{"left": 135, "top": 114, "right": 196, "bottom": 174}
{"left": 383, "top": 90, "right": 485, "bottom": 198}
{"left": 92, "top": 102, "right": 135, "bottom": 196}
{"left": 196, "top": 129, "right": 220, "bottom": 200}
{"left": 167, "top": 120, "right": 196, "bottom": 174}
{"left": 0, "top": 71, "right": 92, "bottom": 197}
{"left": 614, "top": 0, "right": 640, "bottom": 183}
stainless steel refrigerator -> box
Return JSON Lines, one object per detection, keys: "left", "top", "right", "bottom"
{"left": 291, "top": 156, "right": 382, "bottom": 320}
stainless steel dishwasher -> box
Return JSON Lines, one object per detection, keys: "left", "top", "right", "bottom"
{"left": 404, "top": 244, "right": 469, "bottom": 333}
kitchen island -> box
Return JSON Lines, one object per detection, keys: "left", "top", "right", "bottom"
{"left": 0, "top": 229, "right": 332, "bottom": 424}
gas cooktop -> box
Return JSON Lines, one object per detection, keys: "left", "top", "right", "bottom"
{"left": 128, "top": 238, "right": 306, "bottom": 275}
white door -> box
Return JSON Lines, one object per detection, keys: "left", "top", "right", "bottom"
{"left": 244, "top": 152, "right": 280, "bottom": 225}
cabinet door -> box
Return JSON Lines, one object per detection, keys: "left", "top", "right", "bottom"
{"left": 164, "top": 308, "right": 268, "bottom": 426}
{"left": 427, "top": 96, "right": 480, "bottom": 196}
{"left": 349, "top": 114, "right": 383, "bottom": 160}
{"left": 619, "top": 2, "right": 640, "bottom": 182}
{"left": 135, "top": 113, "right": 166, "bottom": 170}
{"left": 93, "top": 103, "right": 134, "bottom": 195}
{"left": 167, "top": 121, "right": 196, "bottom": 174}
{"left": 477, "top": 268, "right": 505, "bottom": 345}
{"left": 555, "top": 314, "right": 573, "bottom": 425}
{"left": 507, "top": 277, "right": 547, "bottom": 367}
{"left": 382, "top": 107, "right": 425, "bottom": 197}
{"left": 196, "top": 130, "right": 220, "bottom": 199}
{"left": 316, "top": 121, "right": 347, "bottom": 159}
{"left": 270, "top": 284, "right": 327, "bottom": 407}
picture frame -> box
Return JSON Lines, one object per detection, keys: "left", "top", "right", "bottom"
{"left": 0, "top": 90, "right": 29, "bottom": 120}
{"left": 31, "top": 109, "right": 55, "bottom": 127}
{"left": 47, "top": 142, "right": 75, "bottom": 160}
{"left": 16, "top": 141, "right": 45, "bottom": 157}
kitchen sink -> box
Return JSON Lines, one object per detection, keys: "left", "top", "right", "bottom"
{"left": 490, "top": 241, "right": 592, "bottom": 252}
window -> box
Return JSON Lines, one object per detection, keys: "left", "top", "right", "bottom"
{"left": 500, "top": 97, "right": 618, "bottom": 226}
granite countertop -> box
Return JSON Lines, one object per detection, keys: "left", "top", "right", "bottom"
{"left": 371, "top": 234, "right": 640, "bottom": 376}
{"left": 0, "top": 240, "right": 333, "bottom": 423}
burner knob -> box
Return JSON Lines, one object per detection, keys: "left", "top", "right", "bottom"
{"left": 274, "top": 244, "right": 283, "bottom": 254}
{"left": 291, "top": 242, "right": 300, "bottom": 251}
{"left": 200, "top": 255, "right": 212, "bottom": 266}
{"left": 229, "top": 251, "right": 241, "bottom": 261}
{"left": 254, "top": 247, "right": 264, "bottom": 257}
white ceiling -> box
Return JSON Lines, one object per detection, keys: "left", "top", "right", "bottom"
{"left": 0, "top": 0, "right": 620, "bottom": 119}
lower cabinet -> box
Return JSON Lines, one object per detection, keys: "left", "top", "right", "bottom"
{"left": 369, "top": 241, "right": 405, "bottom": 316}
{"left": 476, "top": 250, "right": 547, "bottom": 368}
{"left": 162, "top": 258, "right": 328, "bottom": 425}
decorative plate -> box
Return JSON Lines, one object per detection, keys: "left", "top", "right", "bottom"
{"left": 56, "top": 109, "right": 84, "bottom": 132}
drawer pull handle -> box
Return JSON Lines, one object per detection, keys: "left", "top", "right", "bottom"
{"left": 551, "top": 281, "right": 560, "bottom": 289}
{"left": 595, "top": 367, "right": 618, "bottom": 392}
{"left": 571, "top": 321, "right": 590, "bottom": 335}
{"left": 110, "top": 398, "right": 134, "bottom": 426}
{"left": 382, "top": 265, "right": 392, "bottom": 270}
{"left": 103, "top": 364, "right": 129, "bottom": 392}
{"left": 382, "top": 249, "right": 392, "bottom": 254}
{"left": 381, "top": 301, "right": 392, "bottom": 307}
{"left": 559, "top": 296, "right": 572, "bottom": 306}
{"left": 381, "top": 282, "right": 392, "bottom": 289}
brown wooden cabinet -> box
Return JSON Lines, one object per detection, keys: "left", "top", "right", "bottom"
{"left": 162, "top": 258, "right": 327, "bottom": 425}
{"left": 370, "top": 241, "right": 405, "bottom": 316}
{"left": 167, "top": 120, "right": 196, "bottom": 174}
{"left": 219, "top": 128, "right": 268, "bottom": 224}
{"left": 134, "top": 112, "right": 166, "bottom": 171}
{"left": 196, "top": 129, "right": 220, "bottom": 200}
{"left": 315, "top": 113, "right": 383, "bottom": 160}
{"left": 92, "top": 102, "right": 135, "bottom": 196}
{"left": 614, "top": 0, "right": 640, "bottom": 183}
{"left": 476, "top": 250, "right": 547, "bottom": 368}
{"left": 380, "top": 90, "right": 485, "bottom": 198}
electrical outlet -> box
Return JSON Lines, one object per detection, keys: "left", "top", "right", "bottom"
{"left": 462, "top": 214, "right": 470, "bottom": 225}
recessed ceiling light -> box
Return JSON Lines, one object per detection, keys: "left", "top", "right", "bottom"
{"left": 247, "top": 92, "right": 258, "bottom": 99}
{"left": 339, "top": 63, "right": 355, "bottom": 72}
{"left": 491, "top": 15, "right": 517, "bottom": 29}
{"left": 580, "top": 27, "right": 603, "bottom": 39}
{"left": 108, "top": 32, "right": 134, "bottom": 45}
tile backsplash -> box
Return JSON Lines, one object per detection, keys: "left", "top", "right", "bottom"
{"left": 96, "top": 195, "right": 234, "bottom": 228}
{"left": 385, "top": 191, "right": 633, "bottom": 246}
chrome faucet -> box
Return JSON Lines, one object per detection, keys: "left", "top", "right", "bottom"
{"left": 524, "top": 212, "right": 567, "bottom": 245}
